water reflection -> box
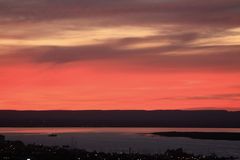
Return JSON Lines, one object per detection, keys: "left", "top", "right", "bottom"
{"left": 1, "top": 127, "right": 240, "bottom": 134}
{"left": 1, "top": 128, "right": 240, "bottom": 158}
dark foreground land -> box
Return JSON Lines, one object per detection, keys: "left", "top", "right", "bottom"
{"left": 153, "top": 132, "right": 240, "bottom": 141}
{"left": 1, "top": 110, "right": 240, "bottom": 127}
{"left": 0, "top": 135, "right": 237, "bottom": 160}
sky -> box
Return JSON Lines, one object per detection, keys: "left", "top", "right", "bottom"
{"left": 0, "top": 0, "right": 240, "bottom": 110}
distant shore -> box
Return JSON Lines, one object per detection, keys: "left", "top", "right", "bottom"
{"left": 152, "top": 132, "right": 240, "bottom": 141}
{"left": 1, "top": 110, "right": 240, "bottom": 127}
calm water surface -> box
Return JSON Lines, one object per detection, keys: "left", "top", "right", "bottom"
{"left": 1, "top": 128, "right": 240, "bottom": 158}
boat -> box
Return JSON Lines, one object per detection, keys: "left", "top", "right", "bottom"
{"left": 48, "top": 133, "right": 58, "bottom": 137}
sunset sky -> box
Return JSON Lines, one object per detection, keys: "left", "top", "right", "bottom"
{"left": 0, "top": 0, "right": 240, "bottom": 110}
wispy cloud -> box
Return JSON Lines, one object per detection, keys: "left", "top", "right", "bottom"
{"left": 0, "top": 0, "right": 239, "bottom": 72}
{"left": 154, "top": 93, "right": 240, "bottom": 101}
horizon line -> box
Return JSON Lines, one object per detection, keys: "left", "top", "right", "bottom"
{"left": 0, "top": 109, "right": 239, "bottom": 112}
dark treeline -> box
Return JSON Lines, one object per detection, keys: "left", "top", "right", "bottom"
{"left": 0, "top": 110, "right": 240, "bottom": 127}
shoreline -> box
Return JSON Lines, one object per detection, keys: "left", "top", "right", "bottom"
{"left": 152, "top": 132, "right": 240, "bottom": 141}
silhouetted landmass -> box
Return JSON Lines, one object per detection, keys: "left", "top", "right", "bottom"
{"left": 0, "top": 110, "right": 240, "bottom": 127}
{"left": 152, "top": 132, "right": 240, "bottom": 141}
{"left": 0, "top": 136, "right": 237, "bottom": 160}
